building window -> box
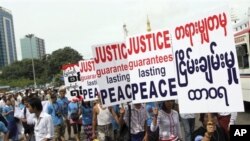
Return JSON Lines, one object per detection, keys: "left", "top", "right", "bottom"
{"left": 236, "top": 44, "right": 249, "bottom": 68}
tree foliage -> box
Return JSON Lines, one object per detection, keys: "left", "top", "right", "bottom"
{"left": 0, "top": 46, "right": 83, "bottom": 87}
{"left": 47, "top": 47, "right": 83, "bottom": 77}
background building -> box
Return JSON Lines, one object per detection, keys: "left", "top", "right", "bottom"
{"left": 20, "top": 34, "right": 46, "bottom": 60}
{"left": 0, "top": 6, "right": 17, "bottom": 68}
{"left": 233, "top": 8, "right": 250, "bottom": 32}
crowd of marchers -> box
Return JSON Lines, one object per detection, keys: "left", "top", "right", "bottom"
{"left": 0, "top": 86, "right": 236, "bottom": 141}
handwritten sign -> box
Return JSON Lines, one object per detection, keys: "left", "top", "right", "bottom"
{"left": 62, "top": 63, "right": 81, "bottom": 101}
{"left": 126, "top": 30, "right": 178, "bottom": 104}
{"left": 171, "top": 7, "right": 244, "bottom": 113}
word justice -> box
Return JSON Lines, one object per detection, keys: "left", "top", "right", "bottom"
{"left": 79, "top": 60, "right": 95, "bottom": 72}
{"left": 94, "top": 30, "right": 171, "bottom": 63}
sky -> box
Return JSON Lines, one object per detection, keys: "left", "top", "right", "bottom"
{"left": 0, "top": 0, "right": 249, "bottom": 60}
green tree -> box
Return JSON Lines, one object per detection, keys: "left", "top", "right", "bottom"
{"left": 0, "top": 46, "right": 83, "bottom": 87}
{"left": 0, "top": 59, "right": 46, "bottom": 80}
{"left": 47, "top": 46, "right": 83, "bottom": 78}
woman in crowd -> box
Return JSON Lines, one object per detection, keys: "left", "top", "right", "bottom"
{"left": 151, "top": 100, "right": 182, "bottom": 141}
{"left": 68, "top": 97, "right": 82, "bottom": 141}
{"left": 81, "top": 100, "right": 93, "bottom": 141}
{"left": 2, "top": 98, "right": 18, "bottom": 141}
{"left": 20, "top": 96, "right": 35, "bottom": 141}
{"left": 192, "top": 113, "right": 228, "bottom": 141}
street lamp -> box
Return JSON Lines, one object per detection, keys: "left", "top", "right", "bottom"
{"left": 26, "top": 34, "right": 37, "bottom": 88}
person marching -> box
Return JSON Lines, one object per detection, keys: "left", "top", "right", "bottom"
{"left": 47, "top": 93, "right": 65, "bottom": 141}
{"left": 27, "top": 97, "right": 54, "bottom": 141}
{"left": 119, "top": 103, "right": 148, "bottom": 141}
{"left": 151, "top": 100, "right": 182, "bottom": 141}
{"left": 57, "top": 86, "right": 71, "bottom": 140}
{"left": 81, "top": 100, "right": 93, "bottom": 141}
{"left": 92, "top": 98, "right": 119, "bottom": 141}
{"left": 68, "top": 97, "right": 82, "bottom": 141}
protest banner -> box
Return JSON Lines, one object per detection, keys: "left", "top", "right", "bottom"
{"left": 171, "top": 6, "right": 244, "bottom": 113}
{"left": 126, "top": 29, "right": 178, "bottom": 104}
{"left": 62, "top": 63, "right": 82, "bottom": 101}
{"left": 78, "top": 59, "right": 98, "bottom": 101}
{"left": 92, "top": 42, "right": 131, "bottom": 107}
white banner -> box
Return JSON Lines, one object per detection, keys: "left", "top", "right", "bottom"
{"left": 171, "top": 6, "right": 244, "bottom": 113}
{"left": 78, "top": 60, "right": 98, "bottom": 101}
{"left": 126, "top": 29, "right": 178, "bottom": 103}
{"left": 62, "top": 63, "right": 82, "bottom": 101}
{"left": 92, "top": 42, "right": 131, "bottom": 107}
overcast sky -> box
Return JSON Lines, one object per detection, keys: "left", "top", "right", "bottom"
{"left": 0, "top": 0, "right": 249, "bottom": 60}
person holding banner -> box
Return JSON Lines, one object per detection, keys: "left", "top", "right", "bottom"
{"left": 92, "top": 100, "right": 119, "bottom": 141}
{"left": 119, "top": 103, "right": 148, "bottom": 141}
{"left": 146, "top": 102, "right": 159, "bottom": 141}
{"left": 57, "top": 85, "right": 71, "bottom": 140}
{"left": 68, "top": 97, "right": 82, "bottom": 141}
{"left": 151, "top": 100, "right": 182, "bottom": 141}
{"left": 81, "top": 100, "right": 93, "bottom": 141}
{"left": 192, "top": 113, "right": 228, "bottom": 141}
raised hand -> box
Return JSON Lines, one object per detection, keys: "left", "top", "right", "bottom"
{"left": 153, "top": 107, "right": 158, "bottom": 116}
{"left": 120, "top": 106, "right": 125, "bottom": 115}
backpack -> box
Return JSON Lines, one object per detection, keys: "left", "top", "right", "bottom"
{"left": 70, "top": 103, "right": 79, "bottom": 121}
{"left": 70, "top": 112, "right": 79, "bottom": 121}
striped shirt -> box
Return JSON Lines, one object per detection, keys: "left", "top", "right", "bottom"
{"left": 123, "top": 104, "right": 147, "bottom": 134}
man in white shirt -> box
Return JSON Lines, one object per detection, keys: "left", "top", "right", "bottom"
{"left": 27, "top": 97, "right": 54, "bottom": 141}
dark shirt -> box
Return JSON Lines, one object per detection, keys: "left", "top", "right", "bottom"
{"left": 192, "top": 125, "right": 229, "bottom": 141}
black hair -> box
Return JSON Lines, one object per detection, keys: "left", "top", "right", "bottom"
{"left": 28, "top": 97, "right": 43, "bottom": 111}
{"left": 50, "top": 91, "right": 57, "bottom": 99}
{"left": 199, "top": 113, "right": 218, "bottom": 123}
{"left": 82, "top": 99, "right": 90, "bottom": 108}
{"left": 161, "top": 100, "right": 174, "bottom": 112}
{"left": 21, "top": 96, "right": 28, "bottom": 104}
